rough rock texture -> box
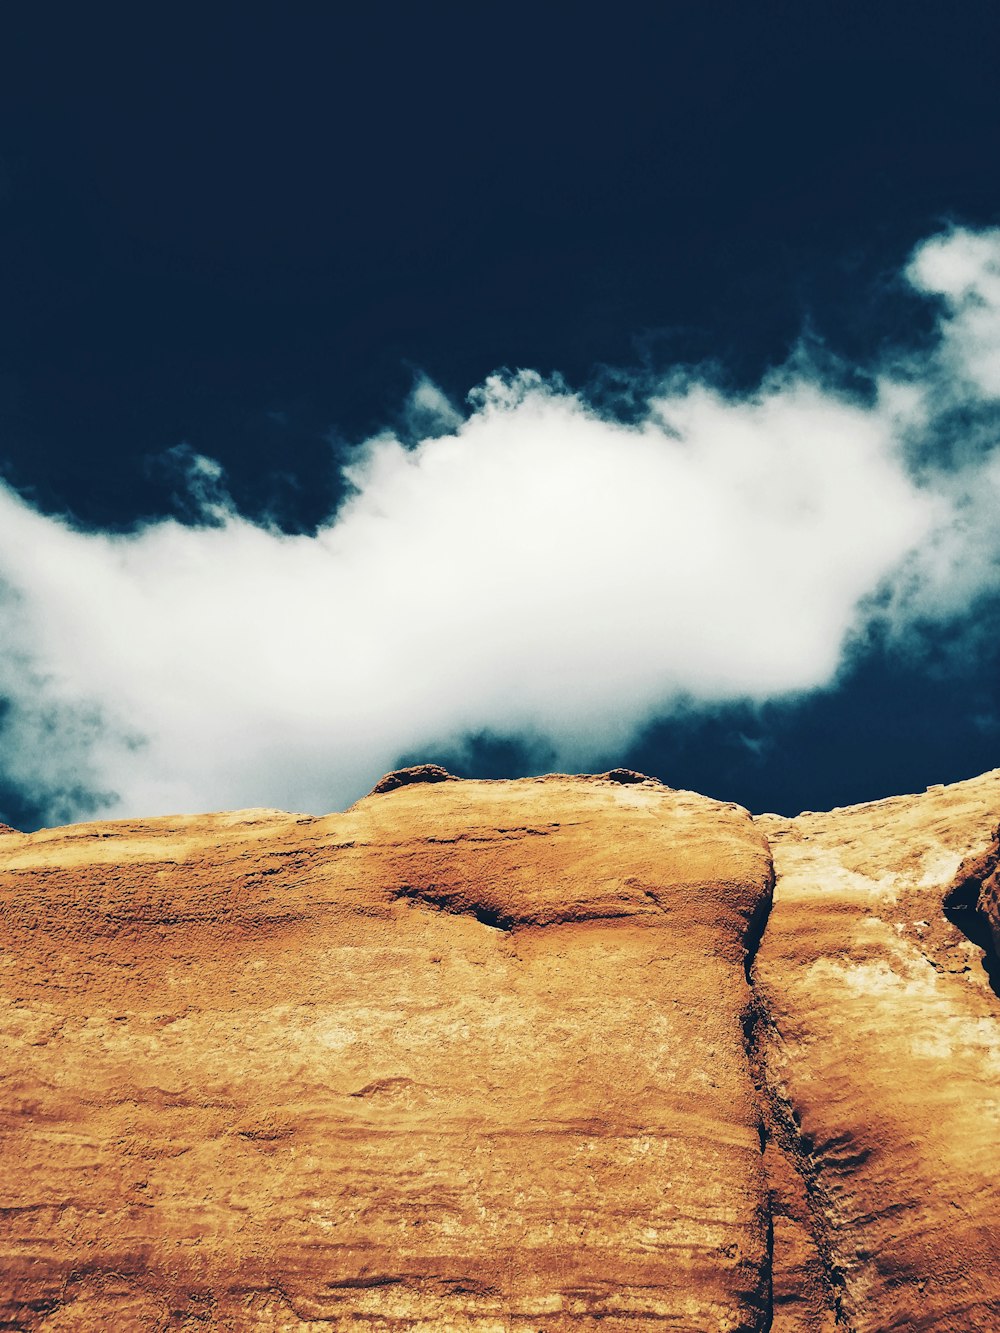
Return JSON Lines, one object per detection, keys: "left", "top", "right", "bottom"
{"left": 0, "top": 767, "right": 998, "bottom": 1330}
{"left": 944, "top": 822, "right": 1000, "bottom": 963}
{"left": 756, "top": 771, "right": 1000, "bottom": 1332}
{"left": 0, "top": 774, "right": 774, "bottom": 1331}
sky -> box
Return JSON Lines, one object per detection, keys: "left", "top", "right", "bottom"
{"left": 2, "top": 5, "right": 1000, "bottom": 828}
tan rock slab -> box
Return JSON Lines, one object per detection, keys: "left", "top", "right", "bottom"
{"left": 0, "top": 774, "right": 773, "bottom": 1331}
{"left": 756, "top": 770, "right": 1000, "bottom": 1332}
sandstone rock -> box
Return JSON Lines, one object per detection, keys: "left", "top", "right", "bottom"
{"left": 0, "top": 770, "right": 998, "bottom": 1330}
{"left": 755, "top": 770, "right": 1000, "bottom": 1331}
{"left": 944, "top": 821, "right": 1000, "bottom": 962}
{"left": 367, "top": 763, "right": 458, "bottom": 795}
{"left": 0, "top": 777, "right": 774, "bottom": 1331}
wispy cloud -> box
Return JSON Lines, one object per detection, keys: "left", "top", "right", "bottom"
{"left": 2, "top": 227, "right": 999, "bottom": 825}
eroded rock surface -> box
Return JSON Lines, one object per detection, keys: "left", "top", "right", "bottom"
{"left": 0, "top": 775, "right": 774, "bottom": 1331}
{"left": 756, "top": 771, "right": 1000, "bottom": 1331}
{"left": 0, "top": 768, "right": 998, "bottom": 1331}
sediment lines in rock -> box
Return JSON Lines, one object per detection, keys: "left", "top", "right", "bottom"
{"left": 754, "top": 771, "right": 1000, "bottom": 1333}
{"left": 0, "top": 768, "right": 998, "bottom": 1330}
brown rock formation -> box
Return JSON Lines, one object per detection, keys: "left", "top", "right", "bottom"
{"left": 0, "top": 767, "right": 998, "bottom": 1330}
{"left": 944, "top": 821, "right": 1000, "bottom": 961}
{"left": 755, "top": 772, "right": 1000, "bottom": 1332}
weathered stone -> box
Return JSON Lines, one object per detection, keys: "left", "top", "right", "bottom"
{"left": 756, "top": 770, "right": 1000, "bottom": 1331}
{"left": 1, "top": 769, "right": 998, "bottom": 1330}
{"left": 0, "top": 777, "right": 773, "bottom": 1331}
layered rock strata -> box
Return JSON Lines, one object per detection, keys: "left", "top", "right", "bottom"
{"left": 755, "top": 771, "right": 1000, "bottom": 1332}
{"left": 0, "top": 767, "right": 998, "bottom": 1330}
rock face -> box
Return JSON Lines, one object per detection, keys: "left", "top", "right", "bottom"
{"left": 756, "top": 772, "right": 1000, "bottom": 1333}
{"left": 0, "top": 768, "right": 998, "bottom": 1331}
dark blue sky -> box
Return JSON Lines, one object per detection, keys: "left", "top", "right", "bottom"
{"left": 1, "top": 4, "right": 999, "bottom": 826}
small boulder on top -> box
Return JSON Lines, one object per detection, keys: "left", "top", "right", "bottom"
{"left": 369, "top": 764, "right": 458, "bottom": 796}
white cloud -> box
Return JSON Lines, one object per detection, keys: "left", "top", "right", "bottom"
{"left": 906, "top": 225, "right": 1000, "bottom": 399}
{"left": 400, "top": 373, "right": 464, "bottom": 438}
{"left": 2, "top": 227, "right": 1000, "bottom": 825}
{"left": 877, "top": 226, "right": 1000, "bottom": 626}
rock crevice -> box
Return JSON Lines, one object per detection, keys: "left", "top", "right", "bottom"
{"left": 742, "top": 996, "right": 850, "bottom": 1331}
{"left": 943, "top": 822, "right": 1000, "bottom": 995}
